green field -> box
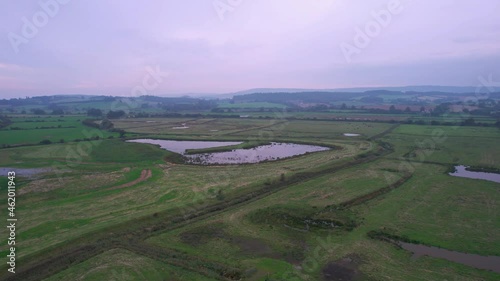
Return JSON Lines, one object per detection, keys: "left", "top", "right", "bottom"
{"left": 0, "top": 115, "right": 118, "bottom": 146}
{"left": 0, "top": 116, "right": 498, "bottom": 281}
{"left": 217, "top": 102, "right": 288, "bottom": 109}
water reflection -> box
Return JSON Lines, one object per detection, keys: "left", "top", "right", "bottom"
{"left": 449, "top": 165, "right": 500, "bottom": 183}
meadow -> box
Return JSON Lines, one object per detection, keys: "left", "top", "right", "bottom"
{"left": 0, "top": 116, "right": 118, "bottom": 146}
{"left": 0, "top": 115, "right": 498, "bottom": 281}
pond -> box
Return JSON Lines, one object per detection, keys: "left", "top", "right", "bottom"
{"left": 343, "top": 133, "right": 361, "bottom": 137}
{"left": 186, "top": 142, "right": 330, "bottom": 165}
{"left": 399, "top": 242, "right": 500, "bottom": 273}
{"left": 449, "top": 165, "right": 500, "bottom": 184}
{"left": 0, "top": 167, "right": 51, "bottom": 178}
{"left": 127, "top": 139, "right": 243, "bottom": 154}
{"left": 127, "top": 139, "right": 330, "bottom": 164}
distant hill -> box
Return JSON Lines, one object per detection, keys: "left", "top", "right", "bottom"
{"left": 222, "top": 86, "right": 500, "bottom": 98}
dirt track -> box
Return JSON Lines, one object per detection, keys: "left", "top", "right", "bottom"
{"left": 111, "top": 169, "right": 152, "bottom": 189}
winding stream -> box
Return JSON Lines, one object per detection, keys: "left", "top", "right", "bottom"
{"left": 449, "top": 165, "right": 500, "bottom": 183}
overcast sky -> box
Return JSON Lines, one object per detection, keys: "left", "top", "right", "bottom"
{"left": 1, "top": 0, "right": 499, "bottom": 98}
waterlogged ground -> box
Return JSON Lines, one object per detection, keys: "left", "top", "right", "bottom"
{"left": 186, "top": 142, "right": 330, "bottom": 164}
{"left": 399, "top": 242, "right": 500, "bottom": 273}
{"left": 0, "top": 167, "right": 51, "bottom": 178}
{"left": 127, "top": 139, "right": 242, "bottom": 154}
{"left": 1, "top": 119, "right": 499, "bottom": 281}
{"left": 449, "top": 165, "right": 500, "bottom": 183}
{"left": 127, "top": 139, "right": 330, "bottom": 164}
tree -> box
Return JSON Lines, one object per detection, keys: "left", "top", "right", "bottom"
{"left": 106, "top": 110, "right": 125, "bottom": 119}
{"left": 216, "top": 189, "right": 225, "bottom": 200}
{"left": 100, "top": 119, "right": 114, "bottom": 130}
{"left": 51, "top": 109, "right": 64, "bottom": 115}
{"left": 404, "top": 107, "right": 411, "bottom": 113}
{"left": 463, "top": 118, "right": 475, "bottom": 126}
{"left": 87, "top": 108, "right": 103, "bottom": 117}
{"left": 341, "top": 103, "right": 347, "bottom": 110}
{"left": 31, "top": 108, "right": 46, "bottom": 115}
{"left": 432, "top": 103, "right": 450, "bottom": 116}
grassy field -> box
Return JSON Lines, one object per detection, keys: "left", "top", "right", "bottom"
{"left": 45, "top": 249, "right": 218, "bottom": 281}
{"left": 217, "top": 102, "right": 288, "bottom": 109}
{"left": 0, "top": 117, "right": 498, "bottom": 281}
{"left": 113, "top": 118, "right": 394, "bottom": 141}
{"left": 0, "top": 115, "right": 118, "bottom": 146}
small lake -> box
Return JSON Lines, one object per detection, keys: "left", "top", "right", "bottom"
{"left": 186, "top": 142, "right": 330, "bottom": 164}
{"left": 127, "top": 139, "right": 330, "bottom": 164}
{"left": 399, "top": 242, "right": 500, "bottom": 273}
{"left": 0, "top": 167, "right": 51, "bottom": 178}
{"left": 449, "top": 165, "right": 500, "bottom": 183}
{"left": 127, "top": 139, "right": 243, "bottom": 154}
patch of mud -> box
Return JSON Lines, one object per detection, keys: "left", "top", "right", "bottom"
{"left": 179, "top": 224, "right": 226, "bottom": 246}
{"left": 180, "top": 225, "right": 305, "bottom": 264}
{"left": 322, "top": 255, "right": 364, "bottom": 281}
{"left": 231, "top": 236, "right": 274, "bottom": 256}
{"left": 232, "top": 236, "right": 305, "bottom": 265}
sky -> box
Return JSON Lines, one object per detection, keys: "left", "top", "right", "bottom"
{"left": 1, "top": 0, "right": 499, "bottom": 98}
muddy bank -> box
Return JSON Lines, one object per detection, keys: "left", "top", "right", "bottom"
{"left": 322, "top": 255, "right": 364, "bottom": 281}
{"left": 399, "top": 242, "right": 500, "bottom": 273}
{"left": 449, "top": 165, "right": 500, "bottom": 183}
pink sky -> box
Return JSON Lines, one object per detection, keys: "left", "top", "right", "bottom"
{"left": 1, "top": 0, "right": 499, "bottom": 98}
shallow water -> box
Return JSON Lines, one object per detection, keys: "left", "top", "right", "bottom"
{"left": 127, "top": 139, "right": 242, "bottom": 154}
{"left": 127, "top": 139, "right": 330, "bottom": 164}
{"left": 399, "top": 242, "right": 500, "bottom": 273}
{"left": 0, "top": 167, "right": 51, "bottom": 177}
{"left": 186, "top": 142, "right": 330, "bottom": 164}
{"left": 449, "top": 165, "right": 500, "bottom": 183}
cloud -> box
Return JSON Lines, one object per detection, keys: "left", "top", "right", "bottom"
{"left": 0, "top": 0, "right": 499, "bottom": 97}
